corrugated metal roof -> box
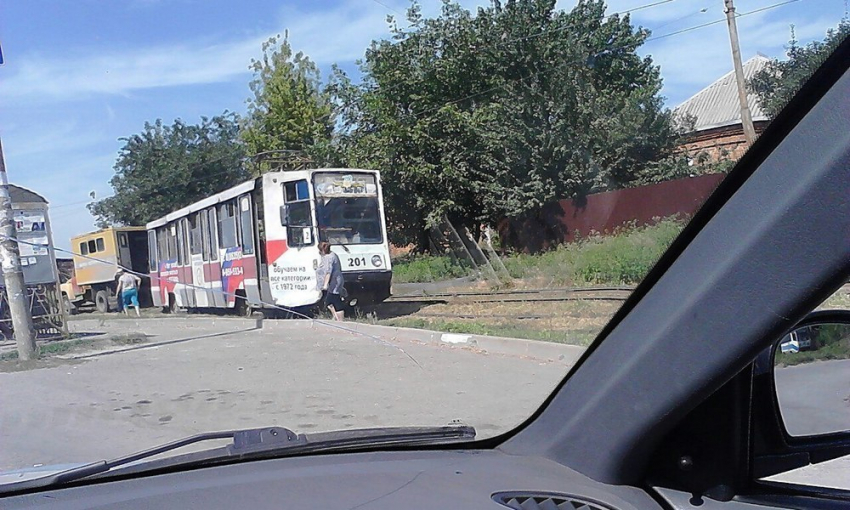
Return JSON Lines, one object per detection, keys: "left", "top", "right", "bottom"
{"left": 9, "top": 184, "right": 47, "bottom": 204}
{"left": 674, "top": 55, "right": 770, "bottom": 132}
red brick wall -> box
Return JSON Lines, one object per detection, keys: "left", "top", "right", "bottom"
{"left": 497, "top": 173, "right": 727, "bottom": 253}
{"left": 677, "top": 121, "right": 768, "bottom": 163}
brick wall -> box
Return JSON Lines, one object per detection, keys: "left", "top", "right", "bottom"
{"left": 677, "top": 121, "right": 769, "bottom": 163}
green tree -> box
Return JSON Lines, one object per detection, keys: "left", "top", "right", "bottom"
{"left": 334, "top": 0, "right": 679, "bottom": 247}
{"left": 88, "top": 112, "right": 249, "bottom": 227}
{"left": 242, "top": 33, "right": 334, "bottom": 170}
{"left": 749, "top": 20, "right": 849, "bottom": 119}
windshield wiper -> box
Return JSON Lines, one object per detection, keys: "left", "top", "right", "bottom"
{"left": 0, "top": 425, "right": 475, "bottom": 495}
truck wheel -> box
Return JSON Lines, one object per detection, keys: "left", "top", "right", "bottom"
{"left": 95, "top": 290, "right": 110, "bottom": 313}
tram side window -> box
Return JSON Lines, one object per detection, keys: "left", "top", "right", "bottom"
{"left": 88, "top": 240, "right": 97, "bottom": 254}
{"left": 218, "top": 201, "right": 238, "bottom": 249}
{"left": 283, "top": 180, "right": 313, "bottom": 247}
{"left": 167, "top": 225, "right": 178, "bottom": 261}
{"left": 207, "top": 209, "right": 218, "bottom": 261}
{"left": 96, "top": 238, "right": 105, "bottom": 252}
{"left": 80, "top": 242, "right": 89, "bottom": 255}
{"left": 148, "top": 230, "right": 158, "bottom": 272}
{"left": 189, "top": 214, "right": 202, "bottom": 255}
{"left": 239, "top": 196, "right": 254, "bottom": 255}
{"left": 176, "top": 220, "right": 186, "bottom": 266}
{"left": 201, "top": 211, "right": 210, "bottom": 261}
{"left": 157, "top": 228, "right": 168, "bottom": 261}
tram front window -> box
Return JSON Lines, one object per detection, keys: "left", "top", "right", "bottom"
{"left": 316, "top": 197, "right": 382, "bottom": 245}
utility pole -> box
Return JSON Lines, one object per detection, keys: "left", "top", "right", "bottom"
{"left": 724, "top": 0, "right": 757, "bottom": 146}
{"left": 0, "top": 138, "right": 38, "bottom": 360}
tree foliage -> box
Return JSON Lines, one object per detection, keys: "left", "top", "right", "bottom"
{"left": 332, "top": 0, "right": 680, "bottom": 246}
{"left": 749, "top": 20, "right": 849, "bottom": 119}
{"left": 242, "top": 33, "right": 334, "bottom": 169}
{"left": 88, "top": 113, "right": 249, "bottom": 228}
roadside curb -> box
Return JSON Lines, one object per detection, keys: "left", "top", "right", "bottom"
{"left": 260, "top": 319, "right": 586, "bottom": 364}
{"left": 63, "top": 316, "right": 586, "bottom": 364}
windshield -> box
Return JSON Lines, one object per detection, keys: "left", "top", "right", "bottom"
{"left": 317, "top": 197, "right": 383, "bottom": 245}
{"left": 315, "top": 173, "right": 383, "bottom": 245}
{"left": 1, "top": 0, "right": 848, "bottom": 488}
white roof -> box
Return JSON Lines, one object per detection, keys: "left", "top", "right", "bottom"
{"left": 146, "top": 179, "right": 257, "bottom": 229}
{"left": 145, "top": 168, "right": 382, "bottom": 230}
{"left": 674, "top": 55, "right": 770, "bottom": 132}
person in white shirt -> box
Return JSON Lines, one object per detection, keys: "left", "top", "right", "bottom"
{"left": 115, "top": 270, "right": 142, "bottom": 317}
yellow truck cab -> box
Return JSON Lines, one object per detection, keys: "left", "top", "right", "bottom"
{"left": 62, "top": 227, "right": 151, "bottom": 313}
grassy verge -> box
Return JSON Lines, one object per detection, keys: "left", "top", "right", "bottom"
{"left": 391, "top": 255, "right": 473, "bottom": 283}
{"left": 392, "top": 218, "right": 685, "bottom": 286}
{"left": 0, "top": 333, "right": 149, "bottom": 362}
{"left": 775, "top": 323, "right": 850, "bottom": 366}
{"left": 774, "top": 341, "right": 850, "bottom": 366}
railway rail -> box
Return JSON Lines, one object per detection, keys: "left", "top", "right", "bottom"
{"left": 384, "top": 286, "right": 635, "bottom": 305}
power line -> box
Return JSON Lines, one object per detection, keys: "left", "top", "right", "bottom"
{"left": 4, "top": 233, "right": 423, "bottom": 367}
{"left": 60, "top": 0, "right": 802, "bottom": 214}
{"left": 355, "top": 0, "right": 679, "bottom": 104}
{"left": 499, "top": 0, "right": 676, "bottom": 47}
{"left": 412, "top": 0, "right": 803, "bottom": 117}
{"left": 370, "top": 0, "right": 407, "bottom": 17}
{"left": 652, "top": 5, "right": 710, "bottom": 31}
{"left": 650, "top": 0, "right": 802, "bottom": 41}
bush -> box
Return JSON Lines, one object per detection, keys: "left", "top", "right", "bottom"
{"left": 502, "top": 218, "right": 684, "bottom": 286}
{"left": 392, "top": 255, "right": 473, "bottom": 283}
{"left": 571, "top": 220, "right": 683, "bottom": 285}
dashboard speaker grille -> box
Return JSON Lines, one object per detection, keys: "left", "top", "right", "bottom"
{"left": 492, "top": 492, "right": 615, "bottom": 510}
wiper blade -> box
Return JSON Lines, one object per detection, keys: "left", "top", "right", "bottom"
{"left": 0, "top": 425, "right": 475, "bottom": 495}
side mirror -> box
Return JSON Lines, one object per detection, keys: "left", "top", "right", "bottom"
{"left": 773, "top": 313, "right": 850, "bottom": 438}
{"left": 752, "top": 310, "right": 850, "bottom": 482}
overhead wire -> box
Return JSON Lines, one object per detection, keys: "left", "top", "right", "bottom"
{"left": 343, "top": 0, "right": 681, "bottom": 109}
{"left": 3, "top": 234, "right": 423, "bottom": 368}
{"left": 411, "top": 0, "right": 802, "bottom": 117}
{"left": 52, "top": 0, "right": 720, "bottom": 212}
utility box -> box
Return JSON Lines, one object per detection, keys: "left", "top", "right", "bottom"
{"left": 0, "top": 185, "right": 65, "bottom": 339}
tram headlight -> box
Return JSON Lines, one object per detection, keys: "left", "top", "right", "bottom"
{"left": 371, "top": 255, "right": 383, "bottom": 268}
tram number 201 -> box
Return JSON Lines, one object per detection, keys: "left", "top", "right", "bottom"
{"left": 348, "top": 257, "right": 366, "bottom": 268}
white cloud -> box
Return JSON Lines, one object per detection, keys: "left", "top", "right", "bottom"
{"left": 1, "top": 121, "right": 108, "bottom": 160}
{"left": 0, "top": 35, "right": 267, "bottom": 101}
{"left": 0, "top": 0, "right": 407, "bottom": 103}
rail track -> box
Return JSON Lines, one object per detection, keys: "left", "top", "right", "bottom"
{"left": 384, "top": 286, "right": 635, "bottom": 305}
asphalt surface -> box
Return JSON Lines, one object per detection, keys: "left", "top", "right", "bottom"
{"left": 765, "top": 359, "right": 850, "bottom": 490}
{"left": 0, "top": 318, "right": 846, "bottom": 490}
{"left": 0, "top": 318, "right": 574, "bottom": 470}
{"left": 775, "top": 359, "right": 849, "bottom": 437}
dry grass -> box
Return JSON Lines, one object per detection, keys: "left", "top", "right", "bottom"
{"left": 818, "top": 286, "right": 850, "bottom": 311}
{"left": 378, "top": 299, "right": 622, "bottom": 346}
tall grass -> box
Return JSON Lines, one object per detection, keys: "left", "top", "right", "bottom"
{"left": 393, "top": 218, "right": 685, "bottom": 286}
{"left": 391, "top": 255, "right": 473, "bottom": 283}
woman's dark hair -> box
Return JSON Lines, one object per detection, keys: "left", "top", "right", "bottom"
{"left": 318, "top": 241, "right": 331, "bottom": 255}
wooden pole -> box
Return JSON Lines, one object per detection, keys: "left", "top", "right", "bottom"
{"left": 0, "top": 137, "right": 38, "bottom": 360}
{"left": 724, "top": 0, "right": 757, "bottom": 146}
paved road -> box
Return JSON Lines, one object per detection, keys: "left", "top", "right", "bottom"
{"left": 0, "top": 318, "right": 573, "bottom": 470}
{"left": 1, "top": 318, "right": 845, "bottom": 490}
{"left": 766, "top": 359, "right": 850, "bottom": 490}
{"left": 775, "top": 359, "right": 850, "bottom": 437}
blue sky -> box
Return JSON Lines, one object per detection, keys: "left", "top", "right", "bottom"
{"left": 1, "top": 0, "right": 846, "bottom": 250}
